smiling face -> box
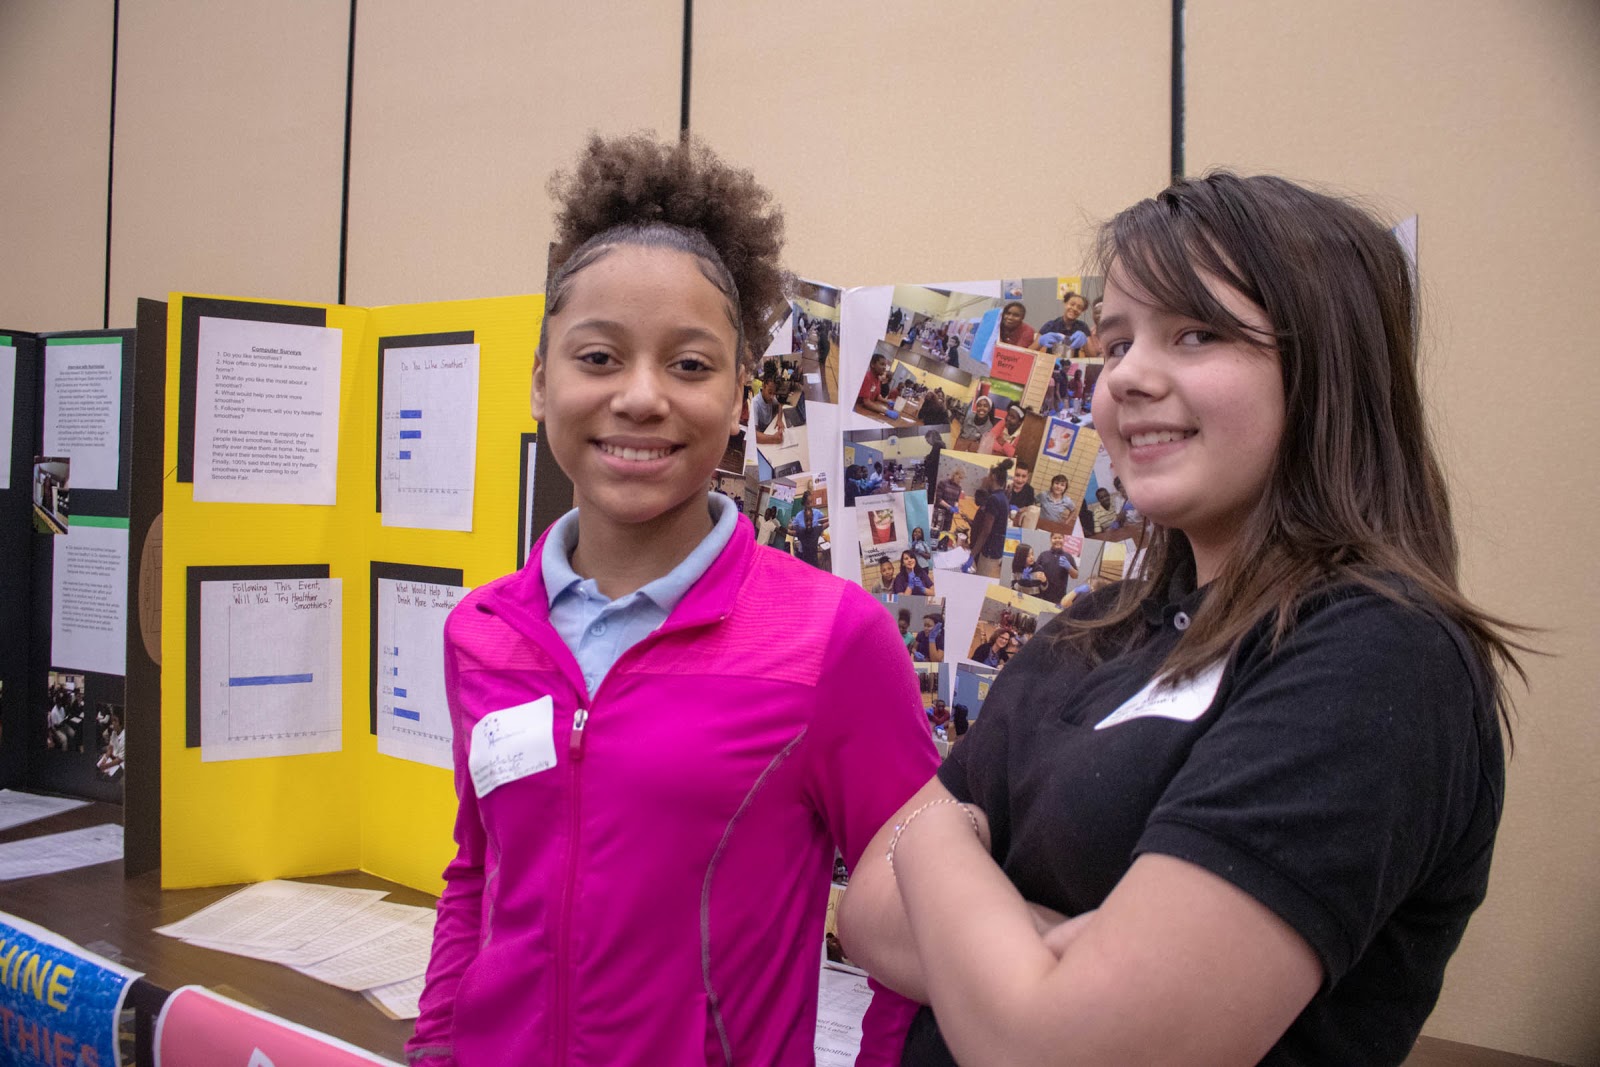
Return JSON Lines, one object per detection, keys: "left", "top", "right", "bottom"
{"left": 1064, "top": 294, "right": 1087, "bottom": 321}
{"left": 1003, "top": 406, "right": 1024, "bottom": 432}
{"left": 973, "top": 396, "right": 993, "bottom": 419}
{"left": 901, "top": 550, "right": 917, "bottom": 572}
{"left": 532, "top": 245, "right": 744, "bottom": 548}
{"left": 1001, "top": 303, "right": 1026, "bottom": 330}
{"left": 1093, "top": 269, "right": 1285, "bottom": 582}
{"left": 879, "top": 560, "right": 897, "bottom": 585}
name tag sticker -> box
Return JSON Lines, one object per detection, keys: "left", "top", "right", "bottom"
{"left": 468, "top": 696, "right": 557, "bottom": 798}
{"left": 1094, "top": 661, "right": 1226, "bottom": 731}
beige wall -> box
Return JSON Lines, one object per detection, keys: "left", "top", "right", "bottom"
{"left": 343, "top": 1, "right": 681, "bottom": 306}
{"left": 695, "top": 1, "right": 1172, "bottom": 281}
{"left": 108, "top": 0, "right": 350, "bottom": 326}
{"left": 0, "top": 1, "right": 113, "bottom": 330}
{"left": 2, "top": 2, "right": 1596, "bottom": 1061}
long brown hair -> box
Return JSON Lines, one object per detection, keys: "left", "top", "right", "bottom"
{"left": 1066, "top": 172, "right": 1526, "bottom": 738}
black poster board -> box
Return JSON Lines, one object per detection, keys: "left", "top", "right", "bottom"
{"left": 125, "top": 300, "right": 168, "bottom": 875}
{"left": 25, "top": 329, "right": 137, "bottom": 805}
{"left": 0, "top": 331, "right": 40, "bottom": 791}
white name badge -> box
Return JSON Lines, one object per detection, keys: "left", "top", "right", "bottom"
{"left": 468, "top": 696, "right": 558, "bottom": 798}
{"left": 1094, "top": 660, "right": 1226, "bottom": 731}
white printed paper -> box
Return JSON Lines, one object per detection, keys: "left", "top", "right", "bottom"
{"left": 468, "top": 696, "right": 556, "bottom": 798}
{"left": 43, "top": 339, "right": 122, "bottom": 490}
{"left": 0, "top": 823, "right": 123, "bottom": 882}
{"left": 199, "top": 577, "right": 343, "bottom": 761}
{"left": 156, "top": 880, "right": 387, "bottom": 950}
{"left": 0, "top": 344, "right": 15, "bottom": 490}
{"left": 376, "top": 579, "right": 465, "bottom": 770}
{"left": 0, "top": 789, "right": 90, "bottom": 832}
{"left": 363, "top": 974, "right": 424, "bottom": 1020}
{"left": 293, "top": 903, "right": 435, "bottom": 990}
{"left": 814, "top": 966, "right": 872, "bottom": 1067}
{"left": 194, "top": 316, "right": 342, "bottom": 505}
{"left": 380, "top": 343, "right": 480, "bottom": 530}
{"left": 51, "top": 522, "right": 129, "bottom": 675}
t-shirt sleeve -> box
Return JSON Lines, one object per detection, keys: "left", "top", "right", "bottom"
{"left": 858, "top": 371, "right": 881, "bottom": 403}
{"left": 805, "top": 585, "right": 941, "bottom": 870}
{"left": 1135, "top": 593, "right": 1491, "bottom": 986}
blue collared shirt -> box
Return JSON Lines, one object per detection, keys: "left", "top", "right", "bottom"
{"left": 542, "top": 492, "right": 738, "bottom": 697}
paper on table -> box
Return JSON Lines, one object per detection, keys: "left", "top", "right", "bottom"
{"left": 380, "top": 343, "right": 480, "bottom": 531}
{"left": 293, "top": 904, "right": 435, "bottom": 990}
{"left": 375, "top": 579, "right": 463, "bottom": 770}
{"left": 0, "top": 789, "right": 90, "bottom": 832}
{"left": 814, "top": 965, "right": 872, "bottom": 1067}
{"left": 0, "top": 823, "right": 122, "bottom": 882}
{"left": 51, "top": 522, "right": 129, "bottom": 676}
{"left": 0, "top": 343, "right": 15, "bottom": 490}
{"left": 363, "top": 974, "right": 425, "bottom": 1020}
{"left": 199, "top": 577, "right": 342, "bottom": 762}
{"left": 182, "top": 898, "right": 409, "bottom": 967}
{"left": 43, "top": 338, "right": 123, "bottom": 490}
{"left": 193, "top": 316, "right": 342, "bottom": 505}
{"left": 156, "top": 880, "right": 387, "bottom": 950}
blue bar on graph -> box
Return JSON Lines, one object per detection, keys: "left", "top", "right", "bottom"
{"left": 394, "top": 687, "right": 408, "bottom": 697}
{"left": 400, "top": 410, "right": 423, "bottom": 418}
{"left": 399, "top": 430, "right": 422, "bottom": 439}
{"left": 398, "top": 451, "right": 411, "bottom": 459}
{"left": 394, "top": 708, "right": 422, "bottom": 721}
{"left": 229, "top": 674, "right": 313, "bottom": 687}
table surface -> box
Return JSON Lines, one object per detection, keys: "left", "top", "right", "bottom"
{"left": 0, "top": 801, "right": 422, "bottom": 1061}
{"left": 0, "top": 801, "right": 1567, "bottom": 1067}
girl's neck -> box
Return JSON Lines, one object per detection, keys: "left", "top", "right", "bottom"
{"left": 569, "top": 494, "right": 716, "bottom": 600}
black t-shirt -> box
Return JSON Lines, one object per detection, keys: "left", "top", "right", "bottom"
{"left": 1035, "top": 548, "right": 1076, "bottom": 604}
{"left": 1005, "top": 484, "right": 1036, "bottom": 510}
{"left": 1039, "top": 315, "right": 1089, "bottom": 341}
{"left": 902, "top": 575, "right": 1504, "bottom": 1067}
{"left": 976, "top": 491, "right": 1009, "bottom": 559}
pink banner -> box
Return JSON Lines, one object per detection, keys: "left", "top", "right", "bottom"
{"left": 154, "top": 987, "right": 399, "bottom": 1067}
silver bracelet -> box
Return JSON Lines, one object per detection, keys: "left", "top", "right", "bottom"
{"left": 886, "top": 798, "right": 981, "bottom": 875}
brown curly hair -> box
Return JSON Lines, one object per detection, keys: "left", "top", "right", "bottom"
{"left": 540, "top": 133, "right": 790, "bottom": 369}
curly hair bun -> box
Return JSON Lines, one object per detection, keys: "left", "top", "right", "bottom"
{"left": 545, "top": 133, "right": 790, "bottom": 360}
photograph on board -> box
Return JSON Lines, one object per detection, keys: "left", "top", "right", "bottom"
{"left": 790, "top": 279, "right": 842, "bottom": 404}
{"left": 44, "top": 671, "right": 88, "bottom": 752}
{"left": 32, "top": 456, "right": 70, "bottom": 534}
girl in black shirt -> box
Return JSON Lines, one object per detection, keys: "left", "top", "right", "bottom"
{"left": 840, "top": 173, "right": 1524, "bottom": 1067}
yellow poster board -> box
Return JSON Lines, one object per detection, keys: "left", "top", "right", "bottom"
{"left": 160, "top": 292, "right": 542, "bottom": 892}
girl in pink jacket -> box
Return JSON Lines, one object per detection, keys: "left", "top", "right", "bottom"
{"left": 406, "top": 134, "right": 938, "bottom": 1067}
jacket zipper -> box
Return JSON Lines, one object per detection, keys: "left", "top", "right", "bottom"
{"left": 555, "top": 705, "right": 587, "bottom": 1065}
{"left": 531, "top": 613, "right": 722, "bottom": 1066}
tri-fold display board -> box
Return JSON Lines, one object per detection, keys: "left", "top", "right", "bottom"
{"left": 0, "top": 328, "right": 137, "bottom": 807}
{"left": 159, "top": 293, "right": 542, "bottom": 892}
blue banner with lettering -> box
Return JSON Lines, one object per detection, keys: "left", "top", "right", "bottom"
{"left": 0, "top": 912, "right": 139, "bottom": 1067}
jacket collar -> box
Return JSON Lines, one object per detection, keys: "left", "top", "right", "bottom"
{"left": 479, "top": 512, "right": 759, "bottom": 645}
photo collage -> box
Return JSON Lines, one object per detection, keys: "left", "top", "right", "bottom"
{"left": 733, "top": 274, "right": 1149, "bottom": 768}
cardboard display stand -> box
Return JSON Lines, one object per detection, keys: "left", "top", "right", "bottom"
{"left": 159, "top": 292, "right": 542, "bottom": 893}
{"left": 0, "top": 329, "right": 137, "bottom": 809}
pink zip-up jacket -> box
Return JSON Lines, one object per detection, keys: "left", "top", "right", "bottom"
{"left": 407, "top": 517, "right": 939, "bottom": 1066}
